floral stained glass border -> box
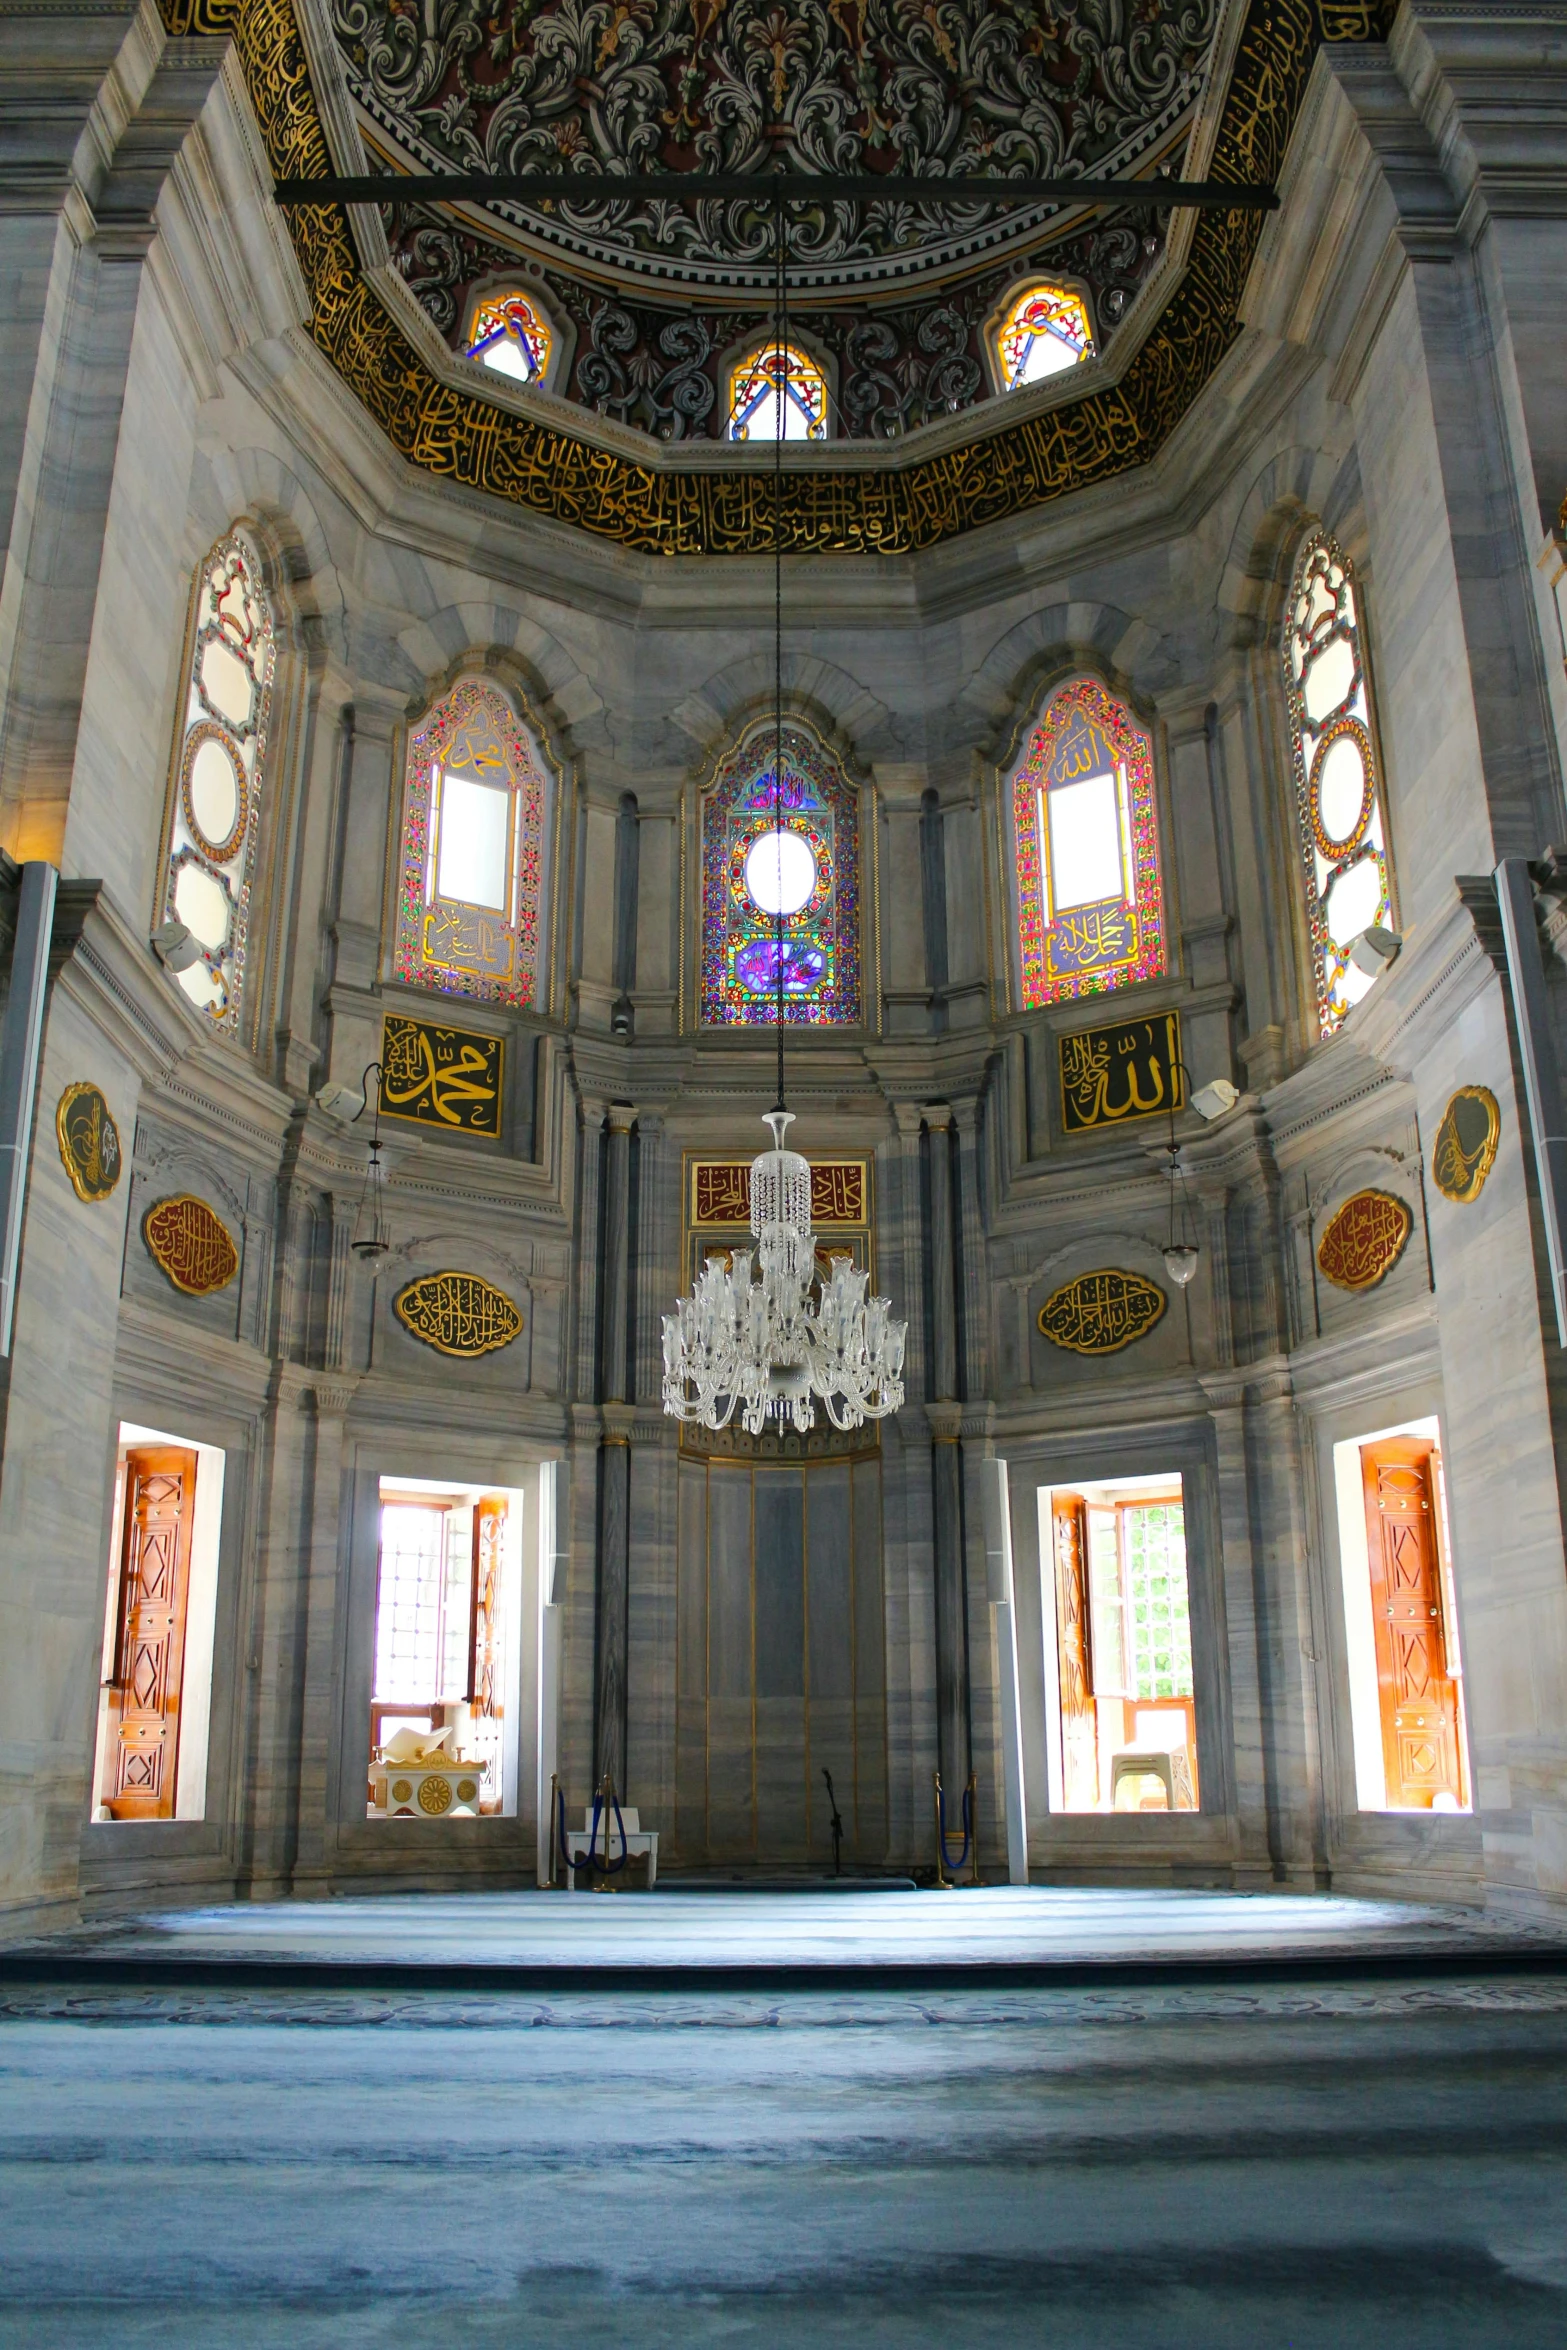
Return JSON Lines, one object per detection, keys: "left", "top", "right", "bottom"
{"left": 1011, "top": 676, "right": 1166, "bottom": 1011}
{"left": 700, "top": 723, "right": 861, "bottom": 1027}
{"left": 393, "top": 675, "right": 548, "bottom": 1008}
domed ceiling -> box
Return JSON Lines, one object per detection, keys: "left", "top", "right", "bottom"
{"left": 337, "top": 0, "right": 1213, "bottom": 440}
{"left": 163, "top": 0, "right": 1397, "bottom": 550}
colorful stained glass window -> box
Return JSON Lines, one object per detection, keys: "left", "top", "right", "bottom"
{"left": 1282, "top": 530, "right": 1393, "bottom": 1036}
{"left": 700, "top": 723, "right": 860, "bottom": 1026}
{"left": 727, "top": 342, "right": 828, "bottom": 441}
{"left": 995, "top": 282, "right": 1095, "bottom": 392}
{"left": 392, "top": 676, "right": 550, "bottom": 1008}
{"left": 466, "top": 290, "right": 552, "bottom": 384}
{"left": 1010, "top": 677, "right": 1165, "bottom": 1010}
{"left": 161, "top": 530, "right": 276, "bottom": 1030}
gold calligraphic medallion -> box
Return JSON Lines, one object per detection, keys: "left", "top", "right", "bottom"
{"left": 1059, "top": 1012, "right": 1183, "bottom": 1134}
{"left": 380, "top": 1013, "right": 503, "bottom": 1136}
{"left": 1038, "top": 1269, "right": 1167, "bottom": 1355}
{"left": 1316, "top": 1190, "right": 1412, "bottom": 1292}
{"left": 394, "top": 1271, "right": 522, "bottom": 1357}
{"left": 142, "top": 1195, "right": 240, "bottom": 1296}
{"left": 1431, "top": 1086, "right": 1500, "bottom": 1205}
{"left": 55, "top": 1083, "right": 122, "bottom": 1203}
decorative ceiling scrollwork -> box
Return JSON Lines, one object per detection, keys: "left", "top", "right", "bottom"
{"left": 158, "top": 0, "right": 1398, "bottom": 552}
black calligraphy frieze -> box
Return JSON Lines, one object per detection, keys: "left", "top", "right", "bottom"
{"left": 380, "top": 1014, "right": 504, "bottom": 1137}
{"left": 1058, "top": 1012, "right": 1183, "bottom": 1135}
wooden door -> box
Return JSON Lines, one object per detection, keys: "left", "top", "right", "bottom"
{"left": 1051, "top": 1493, "right": 1098, "bottom": 1810}
{"left": 106, "top": 1447, "right": 198, "bottom": 1819}
{"left": 467, "top": 1494, "right": 508, "bottom": 1813}
{"left": 1361, "top": 1437, "right": 1464, "bottom": 1808}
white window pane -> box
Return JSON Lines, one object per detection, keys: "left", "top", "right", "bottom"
{"left": 174, "top": 861, "right": 231, "bottom": 949}
{"left": 375, "top": 1505, "right": 446, "bottom": 1705}
{"left": 1048, "top": 770, "right": 1125, "bottom": 910}
{"left": 436, "top": 770, "right": 510, "bottom": 910}
{"left": 745, "top": 827, "right": 816, "bottom": 915}
{"left": 1322, "top": 852, "right": 1382, "bottom": 948}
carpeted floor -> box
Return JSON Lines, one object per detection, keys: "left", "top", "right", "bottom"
{"left": 2, "top": 1890, "right": 1564, "bottom": 2346}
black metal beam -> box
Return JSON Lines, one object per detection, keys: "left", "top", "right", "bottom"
{"left": 272, "top": 170, "right": 1276, "bottom": 212}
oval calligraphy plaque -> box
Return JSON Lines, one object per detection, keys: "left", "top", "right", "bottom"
{"left": 1316, "top": 1189, "right": 1412, "bottom": 1292}
{"left": 143, "top": 1194, "right": 240, "bottom": 1296}
{"left": 1431, "top": 1086, "right": 1500, "bottom": 1205}
{"left": 55, "top": 1082, "right": 122, "bottom": 1203}
{"left": 394, "top": 1270, "right": 522, "bottom": 1358}
{"left": 1038, "top": 1268, "right": 1167, "bottom": 1356}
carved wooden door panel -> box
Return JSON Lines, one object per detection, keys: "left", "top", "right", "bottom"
{"left": 1051, "top": 1493, "right": 1098, "bottom": 1810}
{"left": 467, "top": 1495, "right": 508, "bottom": 1814}
{"left": 1361, "top": 1437, "right": 1464, "bottom": 1808}
{"left": 107, "top": 1447, "right": 198, "bottom": 1819}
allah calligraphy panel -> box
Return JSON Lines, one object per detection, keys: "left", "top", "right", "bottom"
{"left": 1059, "top": 1013, "right": 1183, "bottom": 1134}
{"left": 1038, "top": 1270, "right": 1168, "bottom": 1356}
{"left": 55, "top": 1082, "right": 123, "bottom": 1203}
{"left": 393, "top": 1271, "right": 523, "bottom": 1357}
{"left": 380, "top": 1014, "right": 504, "bottom": 1137}
{"left": 1431, "top": 1086, "right": 1500, "bottom": 1205}
{"left": 1316, "top": 1190, "right": 1412, "bottom": 1292}
{"left": 142, "top": 1195, "right": 240, "bottom": 1296}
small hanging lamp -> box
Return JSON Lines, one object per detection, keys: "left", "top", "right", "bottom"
{"left": 349, "top": 1061, "right": 390, "bottom": 1259}
{"left": 1162, "top": 1059, "right": 1199, "bottom": 1288}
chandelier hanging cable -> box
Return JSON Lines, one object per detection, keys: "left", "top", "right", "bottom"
{"left": 661, "top": 187, "right": 907, "bottom": 1438}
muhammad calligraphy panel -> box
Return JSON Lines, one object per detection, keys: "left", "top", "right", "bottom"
{"left": 1059, "top": 1012, "right": 1183, "bottom": 1135}
{"left": 379, "top": 1013, "right": 504, "bottom": 1137}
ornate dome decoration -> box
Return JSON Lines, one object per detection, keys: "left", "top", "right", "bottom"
{"left": 167, "top": 0, "right": 1401, "bottom": 549}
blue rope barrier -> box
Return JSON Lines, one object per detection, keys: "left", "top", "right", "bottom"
{"left": 558, "top": 1782, "right": 629, "bottom": 1879}
{"left": 936, "top": 1776, "right": 972, "bottom": 1875}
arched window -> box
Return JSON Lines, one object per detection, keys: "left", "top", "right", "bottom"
{"left": 1281, "top": 529, "right": 1392, "bottom": 1036}
{"left": 162, "top": 530, "right": 276, "bottom": 1029}
{"left": 700, "top": 722, "right": 860, "bottom": 1026}
{"left": 727, "top": 342, "right": 828, "bottom": 441}
{"left": 994, "top": 282, "right": 1095, "bottom": 392}
{"left": 465, "top": 288, "right": 552, "bottom": 385}
{"left": 392, "top": 676, "right": 552, "bottom": 1008}
{"left": 1009, "top": 676, "right": 1166, "bottom": 1010}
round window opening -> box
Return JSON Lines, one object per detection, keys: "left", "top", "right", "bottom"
{"left": 745, "top": 827, "right": 817, "bottom": 917}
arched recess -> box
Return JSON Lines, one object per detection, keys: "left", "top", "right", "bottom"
{"left": 387, "top": 666, "right": 561, "bottom": 1014}
{"left": 996, "top": 672, "right": 1169, "bottom": 1016}
{"left": 691, "top": 711, "right": 870, "bottom": 1031}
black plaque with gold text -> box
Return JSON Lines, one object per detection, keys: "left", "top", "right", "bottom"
{"left": 1058, "top": 1011, "right": 1183, "bottom": 1134}
{"left": 380, "top": 1014, "right": 504, "bottom": 1137}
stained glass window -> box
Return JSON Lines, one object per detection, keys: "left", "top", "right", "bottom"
{"left": 995, "top": 282, "right": 1095, "bottom": 392}
{"left": 392, "top": 676, "right": 550, "bottom": 1008}
{"left": 1010, "top": 677, "right": 1165, "bottom": 1010}
{"left": 727, "top": 342, "right": 828, "bottom": 441}
{"left": 1281, "top": 529, "right": 1393, "bottom": 1036}
{"left": 466, "top": 289, "right": 552, "bottom": 384}
{"left": 161, "top": 530, "right": 276, "bottom": 1029}
{"left": 700, "top": 722, "right": 860, "bottom": 1026}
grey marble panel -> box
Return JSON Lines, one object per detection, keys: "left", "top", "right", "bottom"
{"left": 806, "top": 1462, "right": 852, "bottom": 1701}
{"left": 706, "top": 1470, "right": 752, "bottom": 1702}
{"left": 755, "top": 1471, "right": 804, "bottom": 1701}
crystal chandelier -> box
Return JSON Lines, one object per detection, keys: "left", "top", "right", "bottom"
{"left": 661, "top": 190, "right": 908, "bottom": 1438}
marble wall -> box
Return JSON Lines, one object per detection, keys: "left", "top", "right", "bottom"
{"left": 2, "top": 2, "right": 1567, "bottom": 1927}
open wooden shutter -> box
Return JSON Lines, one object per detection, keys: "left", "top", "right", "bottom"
{"left": 468, "top": 1495, "right": 508, "bottom": 1813}
{"left": 1051, "top": 1492, "right": 1098, "bottom": 1810}
{"left": 107, "top": 1447, "right": 198, "bottom": 1819}
{"left": 1361, "top": 1436, "right": 1465, "bottom": 1809}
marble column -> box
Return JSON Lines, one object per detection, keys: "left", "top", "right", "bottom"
{"left": 595, "top": 1104, "right": 636, "bottom": 1790}
{"left": 924, "top": 1104, "right": 969, "bottom": 1788}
